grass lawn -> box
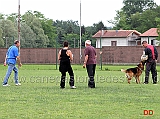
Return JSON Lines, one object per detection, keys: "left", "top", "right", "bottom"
{"left": 0, "top": 64, "right": 160, "bottom": 119}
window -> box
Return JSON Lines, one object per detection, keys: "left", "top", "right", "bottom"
{"left": 111, "top": 41, "right": 117, "bottom": 46}
{"left": 151, "top": 39, "right": 154, "bottom": 45}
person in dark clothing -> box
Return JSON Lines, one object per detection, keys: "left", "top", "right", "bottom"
{"left": 83, "top": 40, "right": 97, "bottom": 88}
{"left": 142, "top": 41, "right": 158, "bottom": 84}
{"left": 58, "top": 41, "right": 76, "bottom": 89}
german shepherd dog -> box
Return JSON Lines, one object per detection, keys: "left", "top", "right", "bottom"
{"left": 121, "top": 61, "right": 145, "bottom": 84}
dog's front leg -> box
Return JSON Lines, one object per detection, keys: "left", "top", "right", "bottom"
{"left": 128, "top": 78, "right": 131, "bottom": 84}
{"left": 137, "top": 76, "right": 140, "bottom": 84}
{"left": 135, "top": 77, "right": 138, "bottom": 84}
{"left": 135, "top": 76, "right": 140, "bottom": 84}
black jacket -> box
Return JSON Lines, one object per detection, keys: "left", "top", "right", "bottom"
{"left": 144, "top": 45, "right": 158, "bottom": 62}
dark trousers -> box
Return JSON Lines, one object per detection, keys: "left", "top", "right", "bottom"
{"left": 86, "top": 64, "right": 96, "bottom": 88}
{"left": 144, "top": 60, "right": 157, "bottom": 84}
{"left": 60, "top": 66, "right": 74, "bottom": 88}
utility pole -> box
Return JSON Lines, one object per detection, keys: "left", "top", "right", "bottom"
{"left": 100, "top": 29, "right": 103, "bottom": 70}
{"left": 79, "top": 0, "right": 82, "bottom": 64}
{"left": 18, "top": 0, "right": 21, "bottom": 54}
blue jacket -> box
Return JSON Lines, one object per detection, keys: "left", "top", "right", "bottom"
{"left": 6, "top": 45, "right": 19, "bottom": 64}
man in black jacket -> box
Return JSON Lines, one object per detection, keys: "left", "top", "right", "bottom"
{"left": 142, "top": 41, "right": 158, "bottom": 84}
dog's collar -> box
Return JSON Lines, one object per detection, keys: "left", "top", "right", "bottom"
{"left": 138, "top": 67, "right": 143, "bottom": 71}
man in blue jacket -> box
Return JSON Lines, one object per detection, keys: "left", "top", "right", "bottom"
{"left": 3, "top": 40, "right": 22, "bottom": 86}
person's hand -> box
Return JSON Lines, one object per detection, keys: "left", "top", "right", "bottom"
{"left": 155, "top": 60, "right": 157, "bottom": 63}
{"left": 83, "top": 62, "right": 86, "bottom": 68}
{"left": 83, "top": 64, "right": 86, "bottom": 68}
{"left": 18, "top": 63, "right": 22, "bottom": 68}
{"left": 3, "top": 61, "right": 6, "bottom": 66}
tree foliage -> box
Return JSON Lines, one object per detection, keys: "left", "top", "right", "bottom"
{"left": 0, "top": 19, "right": 17, "bottom": 47}
{"left": 122, "top": 0, "right": 157, "bottom": 18}
{"left": 0, "top": 28, "right": 4, "bottom": 47}
{"left": 156, "top": 17, "right": 160, "bottom": 41}
{"left": 111, "top": 0, "right": 160, "bottom": 34}
{"left": 22, "top": 11, "right": 49, "bottom": 47}
{"left": 0, "top": 1, "right": 160, "bottom": 48}
{"left": 41, "top": 19, "right": 57, "bottom": 47}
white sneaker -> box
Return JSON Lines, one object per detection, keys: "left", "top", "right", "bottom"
{"left": 3, "top": 84, "right": 10, "bottom": 86}
{"left": 70, "top": 86, "right": 76, "bottom": 89}
{"left": 15, "top": 83, "right": 21, "bottom": 86}
{"left": 153, "top": 82, "right": 158, "bottom": 85}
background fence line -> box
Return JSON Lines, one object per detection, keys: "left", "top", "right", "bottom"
{"left": 0, "top": 46, "right": 160, "bottom": 64}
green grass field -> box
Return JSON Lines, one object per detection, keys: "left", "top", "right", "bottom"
{"left": 0, "top": 65, "right": 160, "bottom": 119}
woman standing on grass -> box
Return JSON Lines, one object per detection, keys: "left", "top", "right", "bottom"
{"left": 58, "top": 41, "right": 76, "bottom": 89}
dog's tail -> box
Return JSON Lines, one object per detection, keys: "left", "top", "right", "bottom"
{"left": 121, "top": 69, "right": 126, "bottom": 72}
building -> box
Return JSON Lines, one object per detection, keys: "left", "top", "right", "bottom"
{"left": 140, "top": 28, "right": 159, "bottom": 46}
{"left": 92, "top": 30, "right": 141, "bottom": 48}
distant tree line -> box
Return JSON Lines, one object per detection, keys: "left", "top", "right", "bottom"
{"left": 109, "top": 0, "right": 160, "bottom": 37}
{"left": 0, "top": 0, "right": 160, "bottom": 48}
{"left": 0, "top": 10, "right": 106, "bottom": 48}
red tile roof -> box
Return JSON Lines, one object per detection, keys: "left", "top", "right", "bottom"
{"left": 140, "top": 28, "right": 158, "bottom": 37}
{"left": 92, "top": 30, "right": 141, "bottom": 38}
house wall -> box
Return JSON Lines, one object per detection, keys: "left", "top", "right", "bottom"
{"left": 127, "top": 32, "right": 139, "bottom": 40}
{"left": 127, "top": 33, "right": 139, "bottom": 46}
{"left": 96, "top": 33, "right": 140, "bottom": 48}
{"left": 96, "top": 38, "right": 128, "bottom": 48}
{"left": 127, "top": 40, "right": 136, "bottom": 46}
{"left": 141, "top": 37, "right": 159, "bottom": 46}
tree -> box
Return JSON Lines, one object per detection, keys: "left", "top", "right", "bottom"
{"left": 109, "top": 0, "right": 160, "bottom": 33}
{"left": 0, "top": 13, "right": 5, "bottom": 19}
{"left": 0, "top": 10, "right": 113, "bottom": 48}
{"left": 155, "top": 17, "right": 160, "bottom": 43}
{"left": 0, "top": 19, "right": 17, "bottom": 47}
{"left": 113, "top": 0, "right": 157, "bottom": 29}
{"left": 25, "top": 11, "right": 57, "bottom": 48}
{"left": 20, "top": 22, "right": 37, "bottom": 48}
{"left": 122, "top": 0, "right": 157, "bottom": 17}
{"left": 67, "top": 25, "right": 73, "bottom": 34}
{"left": 53, "top": 20, "right": 80, "bottom": 34}
{"left": 111, "top": 10, "right": 131, "bottom": 30}
{"left": 93, "top": 21, "right": 106, "bottom": 31}
{"left": 81, "top": 25, "right": 85, "bottom": 36}
{"left": 6, "top": 13, "right": 18, "bottom": 23}
{"left": 85, "top": 26, "right": 97, "bottom": 35}
{"left": 130, "top": 6, "right": 160, "bottom": 33}
{"left": 0, "top": 28, "right": 4, "bottom": 47}
{"left": 22, "top": 11, "right": 49, "bottom": 47}
{"left": 57, "top": 30, "right": 65, "bottom": 47}
{"left": 41, "top": 19, "right": 57, "bottom": 47}
{"left": 64, "top": 33, "right": 79, "bottom": 48}
{"left": 33, "top": 11, "right": 45, "bottom": 19}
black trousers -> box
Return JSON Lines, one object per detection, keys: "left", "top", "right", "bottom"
{"left": 60, "top": 66, "right": 74, "bottom": 88}
{"left": 144, "top": 60, "right": 157, "bottom": 84}
{"left": 86, "top": 64, "right": 96, "bottom": 88}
